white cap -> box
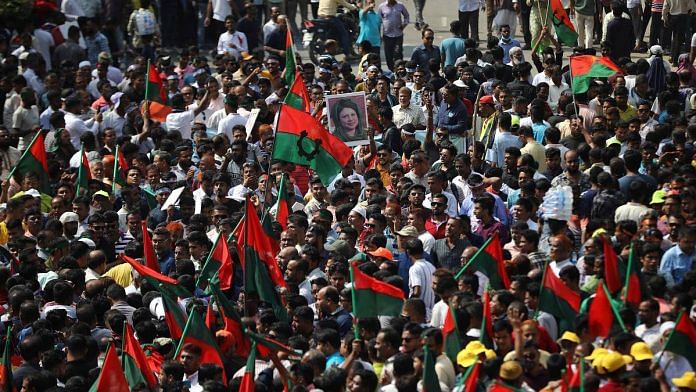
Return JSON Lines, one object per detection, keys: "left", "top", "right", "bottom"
{"left": 25, "top": 189, "right": 41, "bottom": 198}
{"left": 660, "top": 321, "right": 676, "bottom": 336}
{"left": 59, "top": 212, "right": 79, "bottom": 224}
{"left": 78, "top": 238, "right": 96, "bottom": 249}
{"left": 78, "top": 60, "right": 91, "bottom": 68}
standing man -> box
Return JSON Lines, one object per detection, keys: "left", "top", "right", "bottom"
{"left": 458, "top": 0, "right": 480, "bottom": 42}
{"left": 605, "top": 0, "right": 635, "bottom": 64}
{"left": 663, "top": 0, "right": 692, "bottom": 65}
{"left": 441, "top": 21, "right": 466, "bottom": 67}
{"left": 572, "top": 0, "right": 595, "bottom": 49}
{"left": 318, "top": 0, "right": 360, "bottom": 59}
{"left": 377, "top": 0, "right": 410, "bottom": 71}
{"left": 216, "top": 16, "right": 248, "bottom": 60}
{"left": 411, "top": 28, "right": 440, "bottom": 71}
{"left": 498, "top": 25, "right": 520, "bottom": 64}
{"left": 405, "top": 238, "right": 436, "bottom": 322}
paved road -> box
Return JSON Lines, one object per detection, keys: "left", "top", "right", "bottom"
{"left": 292, "top": 0, "right": 650, "bottom": 70}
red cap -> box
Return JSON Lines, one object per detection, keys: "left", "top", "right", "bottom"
{"left": 367, "top": 247, "right": 394, "bottom": 261}
{"left": 479, "top": 95, "right": 494, "bottom": 105}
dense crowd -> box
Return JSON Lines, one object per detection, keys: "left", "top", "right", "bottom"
{"left": 0, "top": 0, "right": 696, "bottom": 391}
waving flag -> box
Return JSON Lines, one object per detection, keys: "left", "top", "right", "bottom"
{"left": 8, "top": 130, "right": 50, "bottom": 194}
{"left": 455, "top": 233, "right": 510, "bottom": 290}
{"left": 88, "top": 344, "right": 129, "bottom": 392}
{"left": 122, "top": 323, "right": 158, "bottom": 390}
{"left": 350, "top": 261, "right": 405, "bottom": 318}
{"left": 570, "top": 55, "right": 620, "bottom": 94}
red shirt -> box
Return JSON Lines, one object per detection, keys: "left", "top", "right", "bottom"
{"left": 598, "top": 380, "right": 624, "bottom": 392}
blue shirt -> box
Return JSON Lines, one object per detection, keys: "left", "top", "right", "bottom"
{"left": 326, "top": 352, "right": 345, "bottom": 368}
{"left": 435, "top": 99, "right": 468, "bottom": 135}
{"left": 357, "top": 9, "right": 382, "bottom": 47}
{"left": 411, "top": 44, "right": 441, "bottom": 70}
{"left": 485, "top": 130, "right": 523, "bottom": 168}
{"left": 441, "top": 36, "right": 466, "bottom": 66}
{"left": 659, "top": 244, "right": 696, "bottom": 286}
{"left": 84, "top": 32, "right": 111, "bottom": 65}
{"left": 498, "top": 38, "right": 521, "bottom": 64}
{"left": 532, "top": 122, "right": 549, "bottom": 144}
{"left": 459, "top": 192, "right": 510, "bottom": 227}
{"left": 158, "top": 251, "right": 175, "bottom": 276}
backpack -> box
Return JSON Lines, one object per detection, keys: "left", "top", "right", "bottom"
{"left": 134, "top": 9, "right": 156, "bottom": 36}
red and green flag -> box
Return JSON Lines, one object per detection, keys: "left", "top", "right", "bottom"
{"left": 89, "top": 344, "right": 129, "bottom": 392}
{"left": 460, "top": 360, "right": 481, "bottom": 392}
{"left": 622, "top": 243, "right": 646, "bottom": 307}
{"left": 565, "top": 360, "right": 584, "bottom": 392}
{"left": 455, "top": 233, "right": 510, "bottom": 290}
{"left": 198, "top": 233, "right": 234, "bottom": 291}
{"left": 122, "top": 255, "right": 190, "bottom": 298}
{"left": 602, "top": 237, "right": 623, "bottom": 294}
{"left": 246, "top": 330, "right": 301, "bottom": 361}
{"left": 349, "top": 261, "right": 405, "bottom": 318}
{"left": 239, "top": 341, "right": 257, "bottom": 392}
{"left": 238, "top": 197, "right": 288, "bottom": 322}
{"left": 538, "top": 263, "right": 581, "bottom": 327}
{"left": 9, "top": 130, "right": 50, "bottom": 194}
{"left": 547, "top": 0, "right": 577, "bottom": 47}
{"left": 175, "top": 308, "right": 227, "bottom": 384}
{"left": 442, "top": 305, "right": 462, "bottom": 365}
{"left": 112, "top": 144, "right": 129, "bottom": 192}
{"left": 158, "top": 283, "right": 188, "bottom": 340}
{"left": 272, "top": 104, "right": 353, "bottom": 185}
{"left": 588, "top": 283, "right": 625, "bottom": 339}
{"left": 141, "top": 222, "right": 160, "bottom": 273}
{"left": 663, "top": 311, "right": 696, "bottom": 369}
{"left": 145, "top": 62, "right": 167, "bottom": 103}
{"left": 122, "top": 323, "right": 158, "bottom": 390}
{"left": 273, "top": 174, "right": 291, "bottom": 230}
{"left": 76, "top": 143, "right": 92, "bottom": 195}
{"left": 210, "top": 282, "right": 251, "bottom": 357}
{"left": 283, "top": 29, "right": 296, "bottom": 87}
{"left": 205, "top": 299, "right": 218, "bottom": 330}
{"left": 423, "top": 345, "right": 442, "bottom": 392}
{"left": 490, "top": 381, "right": 522, "bottom": 391}
{"left": 481, "top": 288, "right": 494, "bottom": 349}
{"left": 570, "top": 55, "right": 620, "bottom": 94}
{"left": 284, "top": 71, "right": 311, "bottom": 112}
{"left": 0, "top": 327, "right": 14, "bottom": 392}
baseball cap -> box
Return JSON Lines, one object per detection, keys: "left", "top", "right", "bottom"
{"left": 25, "top": 189, "right": 41, "bottom": 198}
{"left": 367, "top": 247, "right": 393, "bottom": 261}
{"left": 98, "top": 51, "right": 112, "bottom": 63}
{"left": 557, "top": 331, "right": 580, "bottom": 344}
{"left": 324, "top": 239, "right": 355, "bottom": 259}
{"left": 673, "top": 372, "right": 696, "bottom": 390}
{"left": 585, "top": 347, "right": 608, "bottom": 361}
{"left": 394, "top": 225, "right": 419, "bottom": 238}
{"left": 630, "top": 342, "right": 653, "bottom": 361}
{"left": 92, "top": 190, "right": 110, "bottom": 200}
{"left": 59, "top": 212, "right": 79, "bottom": 224}
{"left": 650, "top": 190, "right": 666, "bottom": 205}
{"left": 479, "top": 95, "right": 494, "bottom": 105}
{"left": 598, "top": 351, "right": 632, "bottom": 374}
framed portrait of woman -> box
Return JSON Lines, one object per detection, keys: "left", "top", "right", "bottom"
{"left": 325, "top": 92, "right": 369, "bottom": 147}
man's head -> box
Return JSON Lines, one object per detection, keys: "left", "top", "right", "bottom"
{"left": 179, "top": 343, "right": 202, "bottom": 375}
{"left": 375, "top": 328, "right": 400, "bottom": 361}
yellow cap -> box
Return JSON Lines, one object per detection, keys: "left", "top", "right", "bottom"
{"left": 630, "top": 342, "right": 654, "bottom": 361}
{"left": 484, "top": 349, "right": 497, "bottom": 360}
{"left": 673, "top": 371, "right": 696, "bottom": 389}
{"left": 599, "top": 352, "right": 632, "bottom": 374}
{"left": 650, "top": 190, "right": 667, "bottom": 205}
{"left": 465, "top": 341, "right": 487, "bottom": 355}
{"left": 558, "top": 331, "right": 580, "bottom": 344}
{"left": 585, "top": 347, "right": 608, "bottom": 361}
{"left": 457, "top": 349, "right": 478, "bottom": 368}
{"left": 499, "top": 361, "right": 523, "bottom": 381}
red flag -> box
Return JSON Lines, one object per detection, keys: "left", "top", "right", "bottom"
{"left": 205, "top": 300, "right": 217, "bottom": 330}
{"left": 146, "top": 63, "right": 167, "bottom": 103}
{"left": 462, "top": 361, "right": 481, "bottom": 392}
{"left": 588, "top": 283, "right": 616, "bottom": 338}
{"left": 141, "top": 222, "right": 160, "bottom": 272}
{"left": 122, "top": 323, "right": 158, "bottom": 389}
{"left": 90, "top": 344, "right": 129, "bottom": 392}
{"left": 481, "top": 289, "right": 494, "bottom": 348}
{"left": 142, "top": 101, "right": 172, "bottom": 123}
{"left": 603, "top": 237, "right": 622, "bottom": 294}
{"left": 239, "top": 342, "right": 257, "bottom": 392}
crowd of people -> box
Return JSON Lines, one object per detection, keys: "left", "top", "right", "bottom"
{"left": 0, "top": 0, "right": 695, "bottom": 391}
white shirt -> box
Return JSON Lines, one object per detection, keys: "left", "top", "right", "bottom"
{"left": 32, "top": 28, "right": 54, "bottom": 71}
{"left": 635, "top": 322, "right": 661, "bottom": 353}
{"left": 430, "top": 299, "right": 449, "bottom": 328}
{"left": 64, "top": 111, "right": 97, "bottom": 149}
{"left": 392, "top": 104, "right": 426, "bottom": 128}
{"left": 23, "top": 68, "right": 45, "bottom": 96}
{"left": 91, "top": 66, "right": 124, "bottom": 85}
{"left": 408, "top": 259, "right": 436, "bottom": 321}
{"left": 99, "top": 110, "right": 126, "bottom": 137}
{"left": 166, "top": 110, "right": 196, "bottom": 140}
{"left": 418, "top": 231, "right": 436, "bottom": 254}
{"left": 217, "top": 31, "right": 248, "bottom": 60}
{"left": 211, "top": 0, "right": 232, "bottom": 21}
{"left": 218, "top": 112, "right": 249, "bottom": 141}
{"left": 532, "top": 72, "right": 553, "bottom": 87}
{"left": 550, "top": 259, "right": 572, "bottom": 276}
{"left": 548, "top": 81, "right": 569, "bottom": 111}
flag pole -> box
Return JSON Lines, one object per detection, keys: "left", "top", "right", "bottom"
{"left": 349, "top": 262, "right": 360, "bottom": 339}
{"left": 260, "top": 105, "right": 283, "bottom": 215}
{"left": 76, "top": 142, "right": 84, "bottom": 195}
{"left": 144, "top": 59, "right": 151, "bottom": 103}
{"left": 622, "top": 242, "right": 634, "bottom": 306}
{"left": 112, "top": 144, "right": 119, "bottom": 194}
{"left": 602, "top": 282, "right": 626, "bottom": 332}
{"left": 174, "top": 311, "right": 195, "bottom": 358}
{"left": 242, "top": 197, "right": 249, "bottom": 318}
{"left": 454, "top": 234, "right": 495, "bottom": 280}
